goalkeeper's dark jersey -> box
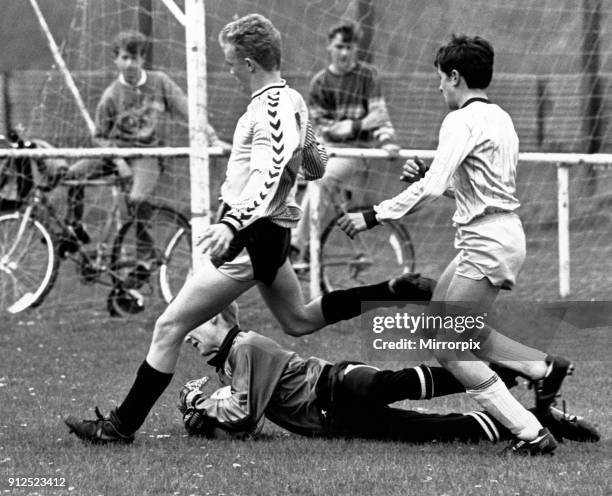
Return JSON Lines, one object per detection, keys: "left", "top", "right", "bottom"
{"left": 192, "top": 329, "right": 330, "bottom": 436}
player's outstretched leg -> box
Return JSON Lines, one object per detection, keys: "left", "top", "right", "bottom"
{"left": 317, "top": 271, "right": 436, "bottom": 326}
{"left": 335, "top": 363, "right": 465, "bottom": 405}
{"left": 259, "top": 260, "right": 436, "bottom": 337}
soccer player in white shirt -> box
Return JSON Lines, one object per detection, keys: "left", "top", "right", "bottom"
{"left": 64, "top": 14, "right": 432, "bottom": 445}
{"left": 339, "top": 35, "right": 573, "bottom": 455}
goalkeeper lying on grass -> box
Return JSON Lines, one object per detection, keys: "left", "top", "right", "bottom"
{"left": 177, "top": 306, "right": 599, "bottom": 451}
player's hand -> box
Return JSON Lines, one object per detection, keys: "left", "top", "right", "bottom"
{"left": 381, "top": 142, "right": 401, "bottom": 160}
{"left": 183, "top": 408, "right": 250, "bottom": 439}
{"left": 327, "top": 119, "right": 354, "bottom": 140}
{"left": 337, "top": 212, "right": 368, "bottom": 238}
{"left": 197, "top": 223, "right": 234, "bottom": 258}
{"left": 113, "top": 158, "right": 133, "bottom": 180}
{"left": 183, "top": 408, "right": 211, "bottom": 435}
{"left": 400, "top": 156, "right": 428, "bottom": 183}
{"left": 178, "top": 376, "right": 210, "bottom": 415}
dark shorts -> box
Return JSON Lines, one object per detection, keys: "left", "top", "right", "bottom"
{"left": 213, "top": 217, "right": 291, "bottom": 286}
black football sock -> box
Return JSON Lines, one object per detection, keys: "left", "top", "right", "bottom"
{"left": 115, "top": 360, "right": 173, "bottom": 434}
{"left": 419, "top": 365, "right": 467, "bottom": 398}
{"left": 320, "top": 281, "right": 395, "bottom": 324}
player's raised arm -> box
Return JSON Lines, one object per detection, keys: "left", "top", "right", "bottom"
{"left": 337, "top": 113, "right": 474, "bottom": 236}
{"left": 373, "top": 113, "right": 474, "bottom": 222}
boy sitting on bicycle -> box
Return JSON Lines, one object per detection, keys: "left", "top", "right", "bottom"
{"left": 292, "top": 21, "right": 401, "bottom": 263}
{"left": 62, "top": 30, "right": 229, "bottom": 276}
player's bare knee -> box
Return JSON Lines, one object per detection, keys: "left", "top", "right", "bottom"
{"left": 282, "top": 326, "right": 305, "bottom": 337}
{"left": 278, "top": 316, "right": 316, "bottom": 337}
{"left": 279, "top": 322, "right": 305, "bottom": 337}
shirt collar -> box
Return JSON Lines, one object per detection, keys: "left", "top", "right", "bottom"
{"left": 327, "top": 61, "right": 359, "bottom": 76}
{"left": 461, "top": 97, "right": 491, "bottom": 108}
{"left": 118, "top": 70, "right": 147, "bottom": 88}
{"left": 251, "top": 79, "right": 287, "bottom": 99}
{"left": 206, "top": 325, "right": 242, "bottom": 370}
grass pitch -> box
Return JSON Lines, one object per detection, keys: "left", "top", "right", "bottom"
{"left": 1, "top": 292, "right": 610, "bottom": 496}
{"left": 1, "top": 215, "right": 611, "bottom": 495}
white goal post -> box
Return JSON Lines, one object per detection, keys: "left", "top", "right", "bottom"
{"left": 1, "top": 145, "right": 609, "bottom": 298}
{"left": 184, "top": 0, "right": 210, "bottom": 269}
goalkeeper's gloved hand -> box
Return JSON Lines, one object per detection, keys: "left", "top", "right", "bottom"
{"left": 178, "top": 377, "right": 226, "bottom": 437}
{"left": 182, "top": 407, "right": 216, "bottom": 435}
{"left": 178, "top": 376, "right": 210, "bottom": 416}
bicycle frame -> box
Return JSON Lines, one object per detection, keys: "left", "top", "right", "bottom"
{"left": 60, "top": 178, "right": 125, "bottom": 276}
{"left": 1, "top": 132, "right": 191, "bottom": 314}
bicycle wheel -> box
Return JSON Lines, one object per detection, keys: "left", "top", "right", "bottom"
{"left": 158, "top": 219, "right": 191, "bottom": 303}
{"left": 111, "top": 204, "right": 190, "bottom": 313}
{"left": 0, "top": 211, "right": 59, "bottom": 313}
{"left": 320, "top": 207, "right": 415, "bottom": 292}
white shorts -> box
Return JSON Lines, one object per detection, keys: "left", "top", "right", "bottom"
{"left": 454, "top": 212, "right": 525, "bottom": 290}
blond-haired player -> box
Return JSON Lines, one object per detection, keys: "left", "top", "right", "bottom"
{"left": 64, "top": 14, "right": 431, "bottom": 445}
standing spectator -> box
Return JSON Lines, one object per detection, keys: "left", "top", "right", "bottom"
{"left": 292, "top": 21, "right": 400, "bottom": 260}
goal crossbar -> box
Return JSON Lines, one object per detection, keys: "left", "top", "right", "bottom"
{"left": 1, "top": 147, "right": 611, "bottom": 165}
{"left": 1, "top": 146, "right": 608, "bottom": 299}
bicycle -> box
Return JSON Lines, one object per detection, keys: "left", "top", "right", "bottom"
{"left": 0, "top": 133, "right": 192, "bottom": 316}
{"left": 292, "top": 180, "right": 416, "bottom": 293}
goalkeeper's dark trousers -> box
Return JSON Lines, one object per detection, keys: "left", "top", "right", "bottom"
{"left": 320, "top": 362, "right": 509, "bottom": 443}
{"left": 329, "top": 405, "right": 510, "bottom": 443}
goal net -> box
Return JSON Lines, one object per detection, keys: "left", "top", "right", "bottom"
{"left": 7, "top": 0, "right": 611, "bottom": 319}
{"left": 21, "top": 0, "right": 197, "bottom": 319}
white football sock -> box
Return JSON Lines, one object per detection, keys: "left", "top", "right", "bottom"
{"left": 466, "top": 374, "right": 542, "bottom": 441}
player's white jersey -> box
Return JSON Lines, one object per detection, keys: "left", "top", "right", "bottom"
{"left": 220, "top": 80, "right": 311, "bottom": 232}
{"left": 374, "top": 99, "right": 520, "bottom": 225}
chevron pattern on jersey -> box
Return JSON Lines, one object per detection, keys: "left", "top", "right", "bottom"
{"left": 236, "top": 91, "right": 285, "bottom": 226}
